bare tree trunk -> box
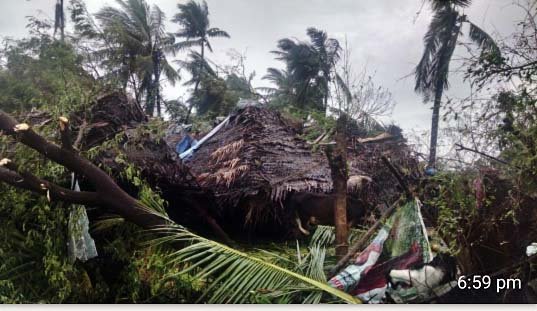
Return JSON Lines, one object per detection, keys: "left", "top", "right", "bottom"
{"left": 428, "top": 81, "right": 443, "bottom": 169}
{"left": 326, "top": 114, "right": 349, "bottom": 259}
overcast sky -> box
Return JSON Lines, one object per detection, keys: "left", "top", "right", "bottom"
{"left": 0, "top": 0, "right": 525, "bottom": 135}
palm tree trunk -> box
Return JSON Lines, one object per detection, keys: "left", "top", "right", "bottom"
{"left": 428, "top": 82, "right": 444, "bottom": 169}
{"left": 60, "top": 0, "right": 65, "bottom": 42}
{"left": 154, "top": 51, "right": 162, "bottom": 117}
{"left": 185, "top": 42, "right": 205, "bottom": 123}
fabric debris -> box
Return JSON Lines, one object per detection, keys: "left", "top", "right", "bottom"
{"left": 329, "top": 199, "right": 441, "bottom": 303}
{"left": 67, "top": 173, "right": 98, "bottom": 263}
{"left": 176, "top": 135, "right": 198, "bottom": 154}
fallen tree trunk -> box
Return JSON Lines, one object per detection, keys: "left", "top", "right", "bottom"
{"left": 1, "top": 106, "right": 234, "bottom": 244}
{"left": 0, "top": 110, "right": 168, "bottom": 229}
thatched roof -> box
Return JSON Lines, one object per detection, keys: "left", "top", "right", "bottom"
{"left": 186, "top": 107, "right": 334, "bottom": 202}
{"left": 184, "top": 106, "right": 420, "bottom": 233}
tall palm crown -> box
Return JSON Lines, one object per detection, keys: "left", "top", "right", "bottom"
{"left": 172, "top": 1, "right": 230, "bottom": 51}
{"left": 172, "top": 0, "right": 229, "bottom": 122}
{"left": 269, "top": 28, "right": 341, "bottom": 111}
{"left": 415, "top": 0, "right": 499, "bottom": 168}
{"left": 96, "top": 0, "right": 179, "bottom": 117}
{"left": 307, "top": 27, "right": 341, "bottom": 106}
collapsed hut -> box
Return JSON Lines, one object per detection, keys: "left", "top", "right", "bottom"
{"left": 182, "top": 106, "right": 420, "bottom": 238}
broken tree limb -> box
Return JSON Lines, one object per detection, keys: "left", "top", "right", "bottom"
{"left": 0, "top": 109, "right": 235, "bottom": 245}
{"left": 0, "top": 109, "right": 167, "bottom": 229}
{"left": 0, "top": 165, "right": 100, "bottom": 205}
{"left": 454, "top": 143, "right": 514, "bottom": 167}
{"left": 73, "top": 119, "right": 87, "bottom": 150}
{"left": 357, "top": 132, "right": 394, "bottom": 144}
{"left": 328, "top": 198, "right": 402, "bottom": 278}
{"left": 59, "top": 116, "right": 72, "bottom": 150}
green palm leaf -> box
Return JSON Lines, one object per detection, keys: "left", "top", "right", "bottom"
{"left": 207, "top": 28, "right": 230, "bottom": 38}
{"left": 429, "top": 0, "right": 472, "bottom": 11}
{"left": 415, "top": 5, "right": 460, "bottom": 100}
{"left": 148, "top": 225, "right": 361, "bottom": 304}
{"left": 468, "top": 21, "right": 501, "bottom": 57}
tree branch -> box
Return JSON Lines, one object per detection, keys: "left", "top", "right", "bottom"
{"left": 454, "top": 143, "right": 514, "bottom": 167}
{"left": 0, "top": 164, "right": 100, "bottom": 205}
{"left": 73, "top": 119, "right": 88, "bottom": 150}
{"left": 0, "top": 109, "right": 168, "bottom": 228}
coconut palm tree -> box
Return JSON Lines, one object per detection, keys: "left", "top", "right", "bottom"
{"left": 415, "top": 0, "right": 500, "bottom": 169}
{"left": 271, "top": 38, "right": 320, "bottom": 109}
{"left": 269, "top": 28, "right": 341, "bottom": 111}
{"left": 96, "top": 0, "right": 180, "bottom": 117}
{"left": 172, "top": 0, "right": 230, "bottom": 122}
{"left": 261, "top": 67, "right": 295, "bottom": 106}
{"left": 307, "top": 27, "right": 341, "bottom": 108}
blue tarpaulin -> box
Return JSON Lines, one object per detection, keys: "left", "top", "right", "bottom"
{"left": 176, "top": 135, "right": 198, "bottom": 154}
{"left": 180, "top": 115, "right": 231, "bottom": 160}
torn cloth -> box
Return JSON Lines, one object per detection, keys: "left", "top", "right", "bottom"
{"left": 67, "top": 174, "right": 98, "bottom": 263}
{"left": 328, "top": 198, "right": 432, "bottom": 303}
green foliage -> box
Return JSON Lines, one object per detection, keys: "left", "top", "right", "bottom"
{"left": 225, "top": 73, "right": 256, "bottom": 100}
{"left": 0, "top": 141, "right": 198, "bottom": 303}
{"left": 94, "top": 0, "right": 179, "bottom": 116}
{"left": 172, "top": 0, "right": 230, "bottom": 53}
{"left": 427, "top": 173, "right": 475, "bottom": 253}
{"left": 194, "top": 74, "right": 238, "bottom": 118}
{"left": 149, "top": 225, "right": 360, "bottom": 304}
{"left": 0, "top": 31, "right": 98, "bottom": 113}
{"left": 164, "top": 99, "right": 188, "bottom": 122}
{"left": 266, "top": 28, "right": 341, "bottom": 111}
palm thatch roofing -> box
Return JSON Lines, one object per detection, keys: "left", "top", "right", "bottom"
{"left": 183, "top": 106, "right": 420, "bottom": 235}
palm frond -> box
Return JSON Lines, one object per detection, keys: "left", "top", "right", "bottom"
{"left": 467, "top": 21, "right": 501, "bottom": 57}
{"left": 160, "top": 59, "right": 180, "bottom": 86}
{"left": 309, "top": 225, "right": 367, "bottom": 248}
{"left": 205, "top": 40, "right": 213, "bottom": 53}
{"left": 207, "top": 27, "right": 230, "bottom": 38}
{"left": 262, "top": 67, "right": 286, "bottom": 83}
{"left": 148, "top": 225, "right": 360, "bottom": 304}
{"left": 415, "top": 5, "right": 460, "bottom": 99}
{"left": 173, "top": 38, "right": 204, "bottom": 51}
{"left": 91, "top": 214, "right": 125, "bottom": 233}
{"left": 69, "top": 0, "right": 100, "bottom": 39}
{"left": 173, "top": 0, "right": 210, "bottom": 39}
{"left": 176, "top": 51, "right": 215, "bottom": 80}
{"left": 429, "top": 0, "right": 472, "bottom": 11}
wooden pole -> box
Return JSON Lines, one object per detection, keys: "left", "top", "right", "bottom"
{"left": 328, "top": 156, "right": 412, "bottom": 277}
{"left": 326, "top": 114, "right": 349, "bottom": 259}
